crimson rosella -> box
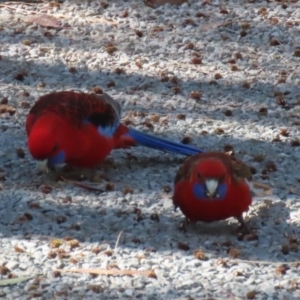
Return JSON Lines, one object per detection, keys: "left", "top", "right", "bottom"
{"left": 173, "top": 151, "right": 254, "bottom": 232}
{"left": 26, "top": 91, "right": 203, "bottom": 170}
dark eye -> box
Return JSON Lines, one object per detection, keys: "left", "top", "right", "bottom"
{"left": 197, "top": 173, "right": 202, "bottom": 180}
{"left": 219, "top": 175, "right": 225, "bottom": 183}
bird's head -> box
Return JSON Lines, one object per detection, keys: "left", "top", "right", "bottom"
{"left": 192, "top": 158, "right": 229, "bottom": 200}
{"left": 28, "top": 127, "right": 65, "bottom": 171}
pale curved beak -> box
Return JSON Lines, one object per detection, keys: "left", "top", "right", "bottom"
{"left": 36, "top": 160, "right": 49, "bottom": 173}
{"left": 205, "top": 179, "right": 218, "bottom": 197}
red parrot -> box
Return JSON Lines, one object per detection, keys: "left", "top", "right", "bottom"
{"left": 172, "top": 152, "right": 253, "bottom": 232}
{"left": 26, "top": 91, "right": 203, "bottom": 170}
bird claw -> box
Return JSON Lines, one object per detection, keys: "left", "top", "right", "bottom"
{"left": 178, "top": 221, "right": 187, "bottom": 232}
{"left": 51, "top": 166, "right": 96, "bottom": 182}
{"left": 178, "top": 218, "right": 191, "bottom": 232}
{"left": 236, "top": 215, "right": 251, "bottom": 234}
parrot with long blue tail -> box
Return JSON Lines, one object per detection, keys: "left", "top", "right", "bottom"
{"left": 26, "top": 91, "right": 204, "bottom": 171}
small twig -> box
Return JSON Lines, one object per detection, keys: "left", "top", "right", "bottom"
{"left": 114, "top": 231, "right": 123, "bottom": 251}
{"left": 73, "top": 182, "right": 104, "bottom": 192}
{"left": 253, "top": 181, "right": 271, "bottom": 191}
{"left": 288, "top": 188, "right": 300, "bottom": 197}
{"left": 252, "top": 181, "right": 273, "bottom": 196}
{"left": 56, "top": 268, "right": 154, "bottom": 277}
{"left": 233, "top": 259, "right": 300, "bottom": 266}
{"left": 0, "top": 3, "right": 38, "bottom": 13}
{"left": 1, "top": 1, "right": 41, "bottom": 5}
{"left": 3, "top": 182, "right": 40, "bottom": 187}
{"left": 85, "top": 16, "right": 118, "bottom": 27}
{"left": 60, "top": 177, "right": 104, "bottom": 192}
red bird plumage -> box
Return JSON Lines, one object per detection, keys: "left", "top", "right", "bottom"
{"left": 26, "top": 91, "right": 203, "bottom": 170}
{"left": 173, "top": 152, "right": 253, "bottom": 232}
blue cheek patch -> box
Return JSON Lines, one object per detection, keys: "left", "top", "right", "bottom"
{"left": 192, "top": 182, "right": 227, "bottom": 201}
{"left": 97, "top": 125, "right": 116, "bottom": 137}
{"left": 217, "top": 183, "right": 227, "bottom": 200}
{"left": 192, "top": 182, "right": 207, "bottom": 199}
{"left": 48, "top": 150, "right": 66, "bottom": 167}
{"left": 83, "top": 119, "right": 119, "bottom": 138}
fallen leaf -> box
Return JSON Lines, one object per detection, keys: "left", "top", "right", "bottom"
{"left": 0, "top": 276, "right": 33, "bottom": 286}
{"left": 86, "top": 17, "right": 117, "bottom": 27}
{"left": 24, "top": 14, "right": 69, "bottom": 29}
{"left": 0, "top": 105, "right": 16, "bottom": 115}
{"left": 200, "top": 20, "right": 233, "bottom": 31}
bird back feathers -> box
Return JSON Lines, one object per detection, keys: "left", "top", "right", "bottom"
{"left": 174, "top": 152, "right": 252, "bottom": 184}
{"left": 27, "top": 91, "right": 121, "bottom": 130}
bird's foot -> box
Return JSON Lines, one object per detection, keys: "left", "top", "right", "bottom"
{"left": 235, "top": 215, "right": 259, "bottom": 242}
{"left": 178, "top": 218, "right": 191, "bottom": 233}
{"left": 236, "top": 215, "right": 252, "bottom": 234}
{"left": 48, "top": 166, "right": 98, "bottom": 182}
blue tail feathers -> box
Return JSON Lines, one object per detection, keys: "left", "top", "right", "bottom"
{"left": 127, "top": 128, "right": 204, "bottom": 156}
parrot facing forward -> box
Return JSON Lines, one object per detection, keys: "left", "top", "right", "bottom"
{"left": 26, "top": 91, "right": 203, "bottom": 170}
{"left": 172, "top": 152, "right": 253, "bottom": 232}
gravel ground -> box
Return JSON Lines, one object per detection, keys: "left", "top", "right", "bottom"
{"left": 1, "top": 0, "right": 300, "bottom": 299}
